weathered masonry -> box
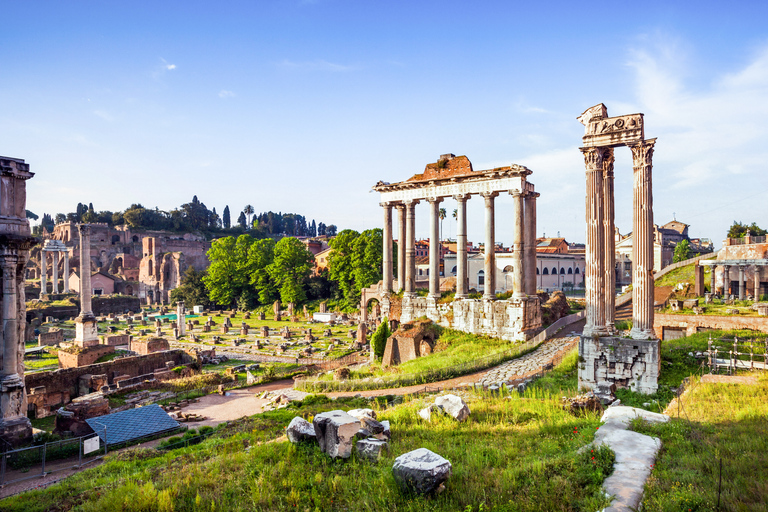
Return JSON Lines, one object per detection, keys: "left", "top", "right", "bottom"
{"left": 576, "top": 104, "right": 660, "bottom": 394}
{"left": 372, "top": 154, "right": 541, "bottom": 341}
{"left": 0, "top": 156, "right": 36, "bottom": 445}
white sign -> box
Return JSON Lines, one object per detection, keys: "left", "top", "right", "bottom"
{"left": 83, "top": 435, "right": 100, "bottom": 455}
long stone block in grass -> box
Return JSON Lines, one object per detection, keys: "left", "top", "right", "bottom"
{"left": 392, "top": 448, "right": 452, "bottom": 495}
{"left": 313, "top": 410, "right": 360, "bottom": 458}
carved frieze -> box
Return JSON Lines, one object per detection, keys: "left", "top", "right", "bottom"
{"left": 580, "top": 106, "right": 645, "bottom": 148}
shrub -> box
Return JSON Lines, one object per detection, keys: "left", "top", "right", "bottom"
{"left": 370, "top": 317, "right": 390, "bottom": 360}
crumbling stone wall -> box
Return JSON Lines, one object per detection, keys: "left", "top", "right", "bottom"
{"left": 578, "top": 336, "right": 660, "bottom": 394}
{"left": 382, "top": 319, "right": 437, "bottom": 367}
{"left": 654, "top": 313, "right": 768, "bottom": 337}
{"left": 131, "top": 338, "right": 170, "bottom": 355}
{"left": 58, "top": 345, "right": 115, "bottom": 369}
{"left": 38, "top": 328, "right": 64, "bottom": 346}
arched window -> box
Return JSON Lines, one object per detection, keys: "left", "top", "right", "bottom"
{"left": 560, "top": 268, "right": 565, "bottom": 275}
{"left": 543, "top": 268, "right": 549, "bottom": 275}
{"left": 111, "top": 235, "right": 120, "bottom": 244}
{"left": 575, "top": 267, "right": 580, "bottom": 274}
{"left": 132, "top": 235, "right": 139, "bottom": 243}
{"left": 503, "top": 265, "right": 513, "bottom": 273}
{"left": 568, "top": 268, "right": 573, "bottom": 274}
{"left": 478, "top": 270, "right": 485, "bottom": 285}
{"left": 536, "top": 268, "right": 540, "bottom": 275}
{"left": 451, "top": 266, "right": 457, "bottom": 274}
{"left": 552, "top": 267, "right": 557, "bottom": 275}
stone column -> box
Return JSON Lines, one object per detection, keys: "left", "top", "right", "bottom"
{"left": 629, "top": 140, "right": 656, "bottom": 340}
{"left": 381, "top": 202, "right": 393, "bottom": 293}
{"left": 524, "top": 192, "right": 538, "bottom": 296}
{"left": 754, "top": 267, "right": 761, "bottom": 299}
{"left": 710, "top": 264, "right": 716, "bottom": 295}
{"left": 63, "top": 251, "right": 70, "bottom": 293}
{"left": 396, "top": 204, "right": 406, "bottom": 292}
{"left": 722, "top": 265, "right": 729, "bottom": 296}
{"left": 511, "top": 190, "right": 525, "bottom": 300}
{"left": 427, "top": 197, "right": 443, "bottom": 299}
{"left": 739, "top": 266, "right": 745, "bottom": 300}
{"left": 51, "top": 251, "right": 59, "bottom": 294}
{"left": 79, "top": 226, "right": 93, "bottom": 316}
{"left": 404, "top": 200, "right": 418, "bottom": 295}
{"left": 580, "top": 147, "right": 607, "bottom": 337}
{"left": 39, "top": 250, "right": 47, "bottom": 296}
{"left": 177, "top": 301, "right": 186, "bottom": 336}
{"left": 1, "top": 255, "right": 20, "bottom": 378}
{"left": 454, "top": 194, "right": 468, "bottom": 299}
{"left": 481, "top": 192, "right": 498, "bottom": 300}
{"left": 603, "top": 149, "right": 616, "bottom": 333}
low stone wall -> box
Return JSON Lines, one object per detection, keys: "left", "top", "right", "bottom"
{"left": 131, "top": 338, "right": 170, "bottom": 355}
{"left": 392, "top": 295, "right": 542, "bottom": 342}
{"left": 102, "top": 334, "right": 131, "bottom": 346}
{"left": 58, "top": 345, "right": 115, "bottom": 369}
{"left": 654, "top": 313, "right": 768, "bottom": 339}
{"left": 38, "top": 329, "right": 64, "bottom": 346}
{"left": 26, "top": 349, "right": 191, "bottom": 404}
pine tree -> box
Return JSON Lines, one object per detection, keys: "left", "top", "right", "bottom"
{"left": 222, "top": 205, "right": 231, "bottom": 229}
{"left": 237, "top": 211, "right": 246, "bottom": 229}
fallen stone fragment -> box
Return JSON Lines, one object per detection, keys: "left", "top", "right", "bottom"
{"left": 375, "top": 420, "right": 391, "bottom": 441}
{"left": 286, "top": 417, "right": 317, "bottom": 444}
{"left": 418, "top": 404, "right": 439, "bottom": 422}
{"left": 360, "top": 416, "right": 385, "bottom": 434}
{"left": 356, "top": 438, "right": 388, "bottom": 462}
{"left": 313, "top": 410, "right": 360, "bottom": 458}
{"left": 347, "top": 408, "right": 376, "bottom": 420}
{"left": 392, "top": 448, "right": 452, "bottom": 495}
{"left": 593, "top": 380, "right": 617, "bottom": 405}
{"left": 435, "top": 394, "right": 470, "bottom": 422}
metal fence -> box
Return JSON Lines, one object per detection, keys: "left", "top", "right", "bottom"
{"left": 707, "top": 335, "right": 768, "bottom": 373}
{"left": 0, "top": 434, "right": 106, "bottom": 487}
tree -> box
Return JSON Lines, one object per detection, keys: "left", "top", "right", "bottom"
{"left": 222, "top": 206, "right": 231, "bottom": 229}
{"left": 727, "top": 221, "right": 766, "bottom": 239}
{"left": 237, "top": 211, "right": 247, "bottom": 229}
{"left": 673, "top": 239, "right": 691, "bottom": 263}
{"left": 243, "top": 205, "right": 254, "bottom": 229}
{"left": 170, "top": 267, "right": 211, "bottom": 307}
{"left": 326, "top": 224, "right": 337, "bottom": 236}
{"left": 371, "top": 317, "right": 390, "bottom": 361}
{"left": 328, "top": 229, "right": 383, "bottom": 306}
{"left": 248, "top": 238, "right": 278, "bottom": 304}
{"left": 203, "top": 235, "right": 259, "bottom": 307}
{"left": 25, "top": 210, "right": 39, "bottom": 221}
{"left": 267, "top": 237, "right": 314, "bottom": 304}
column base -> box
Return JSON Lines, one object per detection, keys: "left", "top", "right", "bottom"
{"left": 454, "top": 294, "right": 468, "bottom": 300}
{"left": 629, "top": 327, "right": 656, "bottom": 341}
{"left": 582, "top": 325, "right": 609, "bottom": 338}
{"left": 0, "top": 417, "right": 33, "bottom": 447}
{"left": 0, "top": 374, "right": 32, "bottom": 446}
{"left": 75, "top": 313, "right": 100, "bottom": 348}
{"left": 578, "top": 335, "right": 660, "bottom": 395}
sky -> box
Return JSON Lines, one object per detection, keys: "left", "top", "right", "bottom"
{"left": 2, "top": 0, "right": 767, "bottom": 250}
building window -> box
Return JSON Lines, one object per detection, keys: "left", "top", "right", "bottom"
{"left": 575, "top": 267, "right": 580, "bottom": 274}
{"left": 568, "top": 267, "right": 573, "bottom": 274}
{"left": 551, "top": 267, "right": 557, "bottom": 275}
{"left": 478, "top": 270, "right": 485, "bottom": 285}
{"left": 451, "top": 266, "right": 457, "bottom": 274}
{"left": 543, "top": 268, "right": 549, "bottom": 275}
{"left": 536, "top": 268, "right": 540, "bottom": 275}
{"left": 560, "top": 268, "right": 565, "bottom": 275}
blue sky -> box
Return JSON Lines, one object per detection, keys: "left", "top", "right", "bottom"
{"left": 2, "top": 1, "right": 767, "bottom": 248}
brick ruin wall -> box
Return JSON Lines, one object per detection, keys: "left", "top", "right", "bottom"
{"left": 654, "top": 313, "right": 768, "bottom": 339}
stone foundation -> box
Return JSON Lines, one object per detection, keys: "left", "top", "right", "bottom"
{"left": 102, "top": 334, "right": 131, "bottom": 346}
{"left": 131, "top": 338, "right": 170, "bottom": 356}
{"left": 578, "top": 336, "right": 660, "bottom": 394}
{"left": 390, "top": 295, "right": 541, "bottom": 342}
{"left": 654, "top": 313, "right": 768, "bottom": 338}
{"left": 38, "top": 329, "right": 64, "bottom": 346}
{"left": 58, "top": 345, "right": 115, "bottom": 369}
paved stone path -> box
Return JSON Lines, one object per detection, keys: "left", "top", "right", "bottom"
{"left": 477, "top": 335, "right": 579, "bottom": 387}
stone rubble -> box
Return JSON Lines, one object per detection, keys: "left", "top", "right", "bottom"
{"left": 313, "top": 410, "right": 360, "bottom": 459}
{"left": 392, "top": 448, "right": 452, "bottom": 495}
{"left": 286, "top": 417, "right": 317, "bottom": 444}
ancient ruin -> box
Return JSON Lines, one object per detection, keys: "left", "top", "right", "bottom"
{"left": 372, "top": 154, "right": 541, "bottom": 341}
{"left": 0, "top": 156, "right": 36, "bottom": 445}
{"left": 576, "top": 104, "right": 659, "bottom": 394}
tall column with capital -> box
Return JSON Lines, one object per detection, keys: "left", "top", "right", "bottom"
{"left": 427, "top": 197, "right": 443, "bottom": 299}
{"left": 51, "top": 251, "right": 59, "bottom": 294}
{"left": 482, "top": 192, "right": 498, "bottom": 300}
{"left": 404, "top": 200, "right": 418, "bottom": 295}
{"left": 511, "top": 190, "right": 525, "bottom": 299}
{"left": 581, "top": 147, "right": 607, "bottom": 337}
{"left": 63, "top": 251, "right": 70, "bottom": 293}
{"left": 629, "top": 140, "right": 656, "bottom": 339}
{"left": 40, "top": 251, "right": 47, "bottom": 296}
{"left": 524, "top": 192, "right": 538, "bottom": 296}
{"left": 603, "top": 148, "right": 616, "bottom": 332}
{"left": 381, "top": 203, "right": 393, "bottom": 293}
{"left": 75, "top": 224, "right": 99, "bottom": 347}
{"left": 1, "top": 256, "right": 20, "bottom": 379}
{"left": 396, "top": 205, "right": 406, "bottom": 292}
{"left": 454, "top": 195, "right": 468, "bottom": 298}
{"left": 739, "top": 266, "right": 745, "bottom": 300}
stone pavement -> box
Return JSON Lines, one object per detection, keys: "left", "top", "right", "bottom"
{"left": 477, "top": 336, "right": 579, "bottom": 387}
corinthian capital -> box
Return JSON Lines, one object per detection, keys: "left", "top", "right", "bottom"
{"left": 630, "top": 139, "right": 656, "bottom": 168}
{"left": 602, "top": 148, "right": 615, "bottom": 177}
{"left": 580, "top": 147, "right": 605, "bottom": 170}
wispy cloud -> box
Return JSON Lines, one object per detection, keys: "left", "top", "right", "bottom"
{"left": 160, "top": 57, "right": 177, "bottom": 71}
{"left": 277, "top": 59, "right": 358, "bottom": 72}
{"left": 218, "top": 90, "right": 236, "bottom": 98}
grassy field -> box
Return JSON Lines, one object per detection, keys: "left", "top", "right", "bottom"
{"left": 2, "top": 358, "right": 616, "bottom": 512}
{"left": 23, "top": 347, "right": 59, "bottom": 372}
{"left": 655, "top": 261, "right": 713, "bottom": 289}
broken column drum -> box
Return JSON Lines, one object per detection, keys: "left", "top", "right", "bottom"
{"left": 577, "top": 104, "right": 660, "bottom": 394}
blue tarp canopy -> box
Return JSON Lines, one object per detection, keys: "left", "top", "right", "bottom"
{"left": 86, "top": 404, "right": 180, "bottom": 445}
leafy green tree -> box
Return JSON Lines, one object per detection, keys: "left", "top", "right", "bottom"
{"left": 371, "top": 317, "right": 390, "bottom": 361}
{"left": 203, "top": 234, "right": 258, "bottom": 306}
{"left": 267, "top": 237, "right": 314, "bottom": 304}
{"left": 727, "top": 221, "right": 767, "bottom": 238}
{"left": 222, "top": 205, "right": 231, "bottom": 229}
{"left": 249, "top": 238, "right": 278, "bottom": 304}
{"left": 328, "top": 229, "right": 383, "bottom": 306}
{"left": 673, "top": 239, "right": 691, "bottom": 263}
{"left": 326, "top": 224, "right": 337, "bottom": 236}
{"left": 170, "top": 267, "right": 211, "bottom": 307}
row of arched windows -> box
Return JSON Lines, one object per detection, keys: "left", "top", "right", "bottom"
{"left": 537, "top": 267, "right": 580, "bottom": 275}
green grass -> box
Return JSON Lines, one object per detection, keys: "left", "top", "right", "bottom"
{"left": 660, "top": 298, "right": 760, "bottom": 317}
{"left": 30, "top": 415, "right": 56, "bottom": 432}
{"left": 632, "top": 372, "right": 768, "bottom": 511}
{"left": 23, "top": 348, "right": 59, "bottom": 371}
{"left": 1, "top": 385, "right": 615, "bottom": 512}
{"left": 655, "top": 261, "right": 714, "bottom": 289}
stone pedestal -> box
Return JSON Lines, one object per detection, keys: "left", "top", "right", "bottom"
{"left": 578, "top": 335, "right": 659, "bottom": 394}
{"left": 74, "top": 314, "right": 99, "bottom": 348}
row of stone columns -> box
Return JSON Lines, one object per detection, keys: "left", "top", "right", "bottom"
{"left": 580, "top": 140, "right": 656, "bottom": 339}
{"left": 710, "top": 264, "right": 764, "bottom": 300}
{"left": 40, "top": 240, "right": 69, "bottom": 295}
{"left": 381, "top": 190, "right": 537, "bottom": 300}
